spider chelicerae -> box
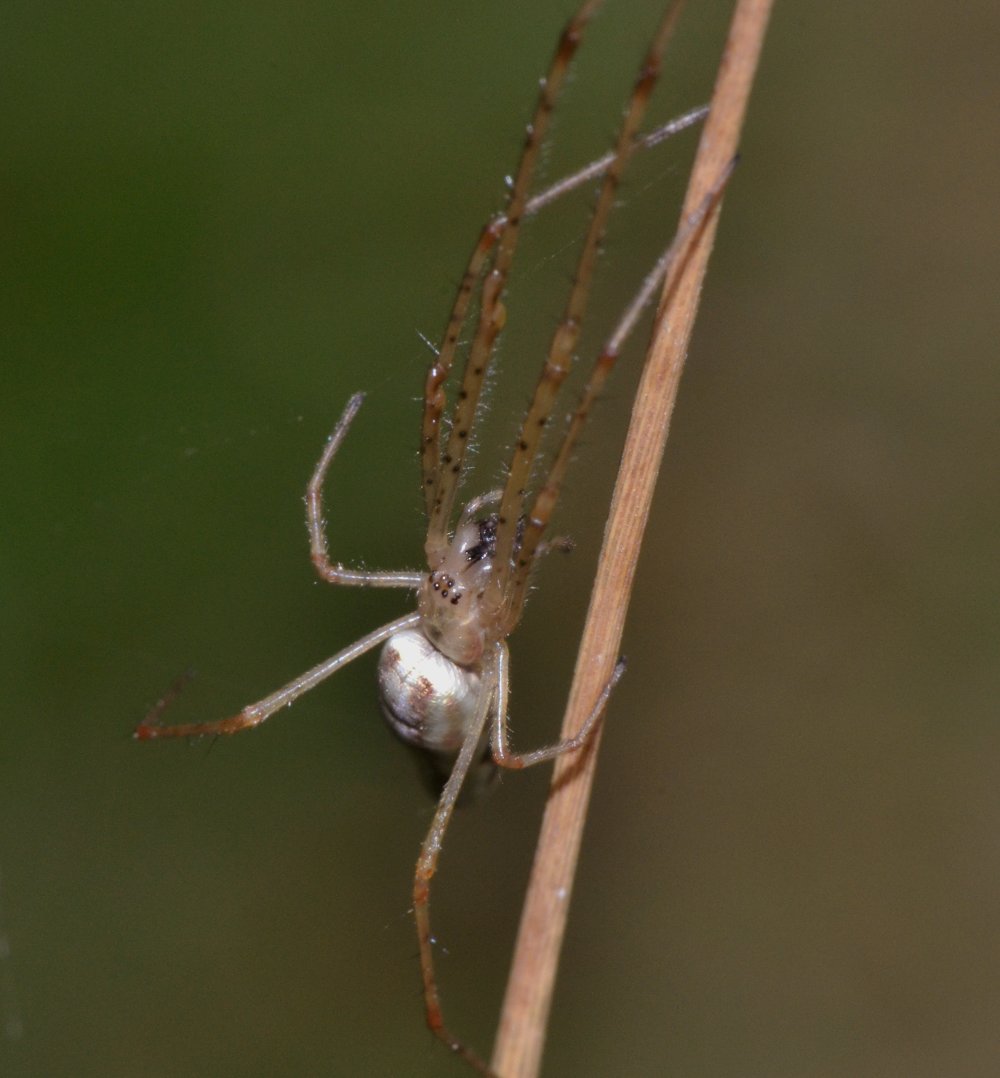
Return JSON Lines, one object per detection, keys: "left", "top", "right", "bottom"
{"left": 138, "top": 0, "right": 733, "bottom": 1070}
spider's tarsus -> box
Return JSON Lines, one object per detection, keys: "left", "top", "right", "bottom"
{"left": 133, "top": 722, "right": 167, "bottom": 741}
{"left": 136, "top": 667, "right": 197, "bottom": 738}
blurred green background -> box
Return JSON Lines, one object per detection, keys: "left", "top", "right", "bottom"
{"left": 2, "top": 1, "right": 998, "bottom": 1075}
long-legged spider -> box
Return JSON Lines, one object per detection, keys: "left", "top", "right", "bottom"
{"left": 138, "top": 1, "right": 733, "bottom": 1071}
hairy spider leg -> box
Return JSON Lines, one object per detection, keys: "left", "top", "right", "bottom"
{"left": 135, "top": 612, "right": 420, "bottom": 740}
{"left": 423, "top": 1, "right": 602, "bottom": 562}
{"left": 136, "top": 393, "right": 424, "bottom": 740}
{"left": 505, "top": 157, "right": 739, "bottom": 627}
{"left": 417, "top": 102, "right": 708, "bottom": 552}
{"left": 308, "top": 392, "right": 424, "bottom": 588}
{"left": 487, "top": 0, "right": 687, "bottom": 628}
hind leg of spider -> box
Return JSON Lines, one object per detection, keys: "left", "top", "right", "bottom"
{"left": 134, "top": 611, "right": 420, "bottom": 740}
{"left": 412, "top": 650, "right": 499, "bottom": 1075}
{"left": 490, "top": 643, "right": 626, "bottom": 771}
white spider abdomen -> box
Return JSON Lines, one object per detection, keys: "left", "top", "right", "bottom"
{"left": 377, "top": 627, "right": 481, "bottom": 755}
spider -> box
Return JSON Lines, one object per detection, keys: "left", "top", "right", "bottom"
{"left": 138, "top": 0, "right": 732, "bottom": 1071}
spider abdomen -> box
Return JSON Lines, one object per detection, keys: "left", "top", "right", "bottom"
{"left": 377, "top": 627, "right": 482, "bottom": 754}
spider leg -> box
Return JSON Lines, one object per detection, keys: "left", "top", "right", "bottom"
{"left": 521, "top": 103, "right": 708, "bottom": 222}
{"left": 490, "top": 644, "right": 625, "bottom": 771}
{"left": 487, "top": 0, "right": 686, "bottom": 623}
{"left": 423, "top": 1, "right": 601, "bottom": 562}
{"left": 504, "top": 156, "right": 738, "bottom": 628}
{"left": 412, "top": 647, "right": 498, "bottom": 1074}
{"left": 135, "top": 612, "right": 420, "bottom": 740}
{"left": 308, "top": 393, "right": 423, "bottom": 588}
{"left": 419, "top": 102, "right": 708, "bottom": 552}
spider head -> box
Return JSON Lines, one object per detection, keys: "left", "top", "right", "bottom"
{"left": 418, "top": 515, "right": 498, "bottom": 666}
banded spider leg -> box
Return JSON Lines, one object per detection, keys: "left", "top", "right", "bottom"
{"left": 137, "top": 0, "right": 735, "bottom": 1071}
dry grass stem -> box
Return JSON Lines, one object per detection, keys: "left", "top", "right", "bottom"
{"left": 490, "top": 1, "right": 774, "bottom": 1074}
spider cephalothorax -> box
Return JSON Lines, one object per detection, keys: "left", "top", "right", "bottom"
{"left": 418, "top": 510, "right": 500, "bottom": 665}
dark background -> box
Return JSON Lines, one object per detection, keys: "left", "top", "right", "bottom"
{"left": 3, "top": 1, "right": 997, "bottom": 1075}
